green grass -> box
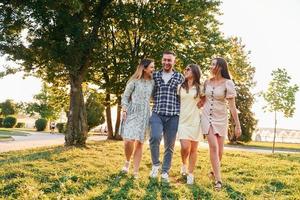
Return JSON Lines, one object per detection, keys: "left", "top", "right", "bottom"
{"left": 226, "top": 141, "right": 300, "bottom": 151}
{"left": 0, "top": 141, "right": 299, "bottom": 199}
{"left": 0, "top": 135, "right": 13, "bottom": 141}
{"left": 0, "top": 128, "right": 30, "bottom": 136}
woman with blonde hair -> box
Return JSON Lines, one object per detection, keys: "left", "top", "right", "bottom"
{"left": 120, "top": 58, "right": 155, "bottom": 178}
{"left": 201, "top": 57, "right": 241, "bottom": 190}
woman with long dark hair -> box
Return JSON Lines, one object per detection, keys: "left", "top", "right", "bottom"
{"left": 201, "top": 57, "right": 241, "bottom": 190}
{"left": 120, "top": 58, "right": 155, "bottom": 178}
{"left": 177, "top": 64, "right": 202, "bottom": 185}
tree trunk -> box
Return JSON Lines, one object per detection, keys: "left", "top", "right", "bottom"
{"left": 65, "top": 76, "right": 88, "bottom": 146}
{"left": 105, "top": 92, "right": 114, "bottom": 139}
{"left": 114, "top": 96, "right": 122, "bottom": 140}
{"left": 272, "top": 110, "right": 277, "bottom": 153}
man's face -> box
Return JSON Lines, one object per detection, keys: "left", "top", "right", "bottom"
{"left": 162, "top": 54, "right": 176, "bottom": 72}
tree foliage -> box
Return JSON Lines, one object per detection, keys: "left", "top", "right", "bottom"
{"left": 0, "top": 0, "right": 258, "bottom": 145}
{"left": 86, "top": 91, "right": 105, "bottom": 131}
{"left": 224, "top": 37, "right": 257, "bottom": 142}
{"left": 0, "top": 99, "right": 17, "bottom": 117}
{"left": 262, "top": 68, "right": 299, "bottom": 117}
{"left": 90, "top": 0, "right": 225, "bottom": 138}
{"left": 25, "top": 83, "right": 62, "bottom": 120}
{"left": 262, "top": 68, "right": 299, "bottom": 152}
{"left": 0, "top": 0, "right": 113, "bottom": 146}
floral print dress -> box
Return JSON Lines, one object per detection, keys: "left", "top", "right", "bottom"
{"left": 120, "top": 79, "right": 154, "bottom": 142}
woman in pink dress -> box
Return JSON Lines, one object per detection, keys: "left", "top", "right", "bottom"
{"left": 201, "top": 57, "right": 241, "bottom": 190}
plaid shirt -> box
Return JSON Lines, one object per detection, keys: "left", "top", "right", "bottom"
{"left": 152, "top": 70, "right": 184, "bottom": 116}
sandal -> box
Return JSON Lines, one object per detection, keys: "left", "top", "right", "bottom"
{"left": 214, "top": 181, "right": 222, "bottom": 191}
{"left": 208, "top": 171, "right": 215, "bottom": 180}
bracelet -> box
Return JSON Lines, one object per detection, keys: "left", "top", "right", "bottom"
{"left": 122, "top": 110, "right": 127, "bottom": 113}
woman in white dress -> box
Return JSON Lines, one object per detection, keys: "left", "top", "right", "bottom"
{"left": 120, "top": 58, "right": 155, "bottom": 178}
{"left": 177, "top": 64, "right": 202, "bottom": 184}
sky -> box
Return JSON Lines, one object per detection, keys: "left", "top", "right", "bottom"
{"left": 217, "top": 0, "right": 300, "bottom": 130}
{"left": 0, "top": 0, "right": 299, "bottom": 129}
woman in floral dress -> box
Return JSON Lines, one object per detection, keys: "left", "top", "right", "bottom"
{"left": 120, "top": 58, "right": 155, "bottom": 178}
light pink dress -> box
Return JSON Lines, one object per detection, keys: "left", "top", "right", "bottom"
{"left": 201, "top": 79, "right": 236, "bottom": 137}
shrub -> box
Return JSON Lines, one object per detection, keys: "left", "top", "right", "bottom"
{"left": 56, "top": 123, "right": 66, "bottom": 133}
{"left": 0, "top": 117, "right": 3, "bottom": 127}
{"left": 16, "top": 122, "right": 26, "bottom": 128}
{"left": 86, "top": 93, "right": 105, "bottom": 131}
{"left": 35, "top": 118, "right": 48, "bottom": 131}
{"left": 3, "top": 116, "right": 17, "bottom": 128}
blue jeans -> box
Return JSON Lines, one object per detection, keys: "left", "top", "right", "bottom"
{"left": 149, "top": 112, "right": 179, "bottom": 174}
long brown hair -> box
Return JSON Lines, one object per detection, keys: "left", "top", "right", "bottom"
{"left": 214, "top": 57, "right": 231, "bottom": 79}
{"left": 180, "top": 64, "right": 201, "bottom": 98}
{"left": 129, "top": 58, "right": 154, "bottom": 82}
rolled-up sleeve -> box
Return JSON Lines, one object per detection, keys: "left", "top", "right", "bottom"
{"left": 121, "top": 80, "right": 135, "bottom": 110}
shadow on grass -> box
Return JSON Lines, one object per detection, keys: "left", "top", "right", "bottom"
{"left": 188, "top": 183, "right": 213, "bottom": 200}
{"left": 0, "top": 180, "right": 22, "bottom": 199}
{"left": 0, "top": 146, "right": 67, "bottom": 165}
{"left": 142, "top": 178, "right": 179, "bottom": 200}
{"left": 161, "top": 181, "right": 179, "bottom": 200}
{"left": 224, "top": 183, "right": 246, "bottom": 200}
{"left": 92, "top": 172, "right": 134, "bottom": 200}
{"left": 142, "top": 178, "right": 160, "bottom": 200}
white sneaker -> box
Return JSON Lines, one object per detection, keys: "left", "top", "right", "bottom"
{"left": 180, "top": 165, "right": 187, "bottom": 176}
{"left": 161, "top": 173, "right": 169, "bottom": 183}
{"left": 187, "top": 173, "right": 194, "bottom": 185}
{"left": 121, "top": 161, "right": 130, "bottom": 173}
{"left": 133, "top": 172, "right": 139, "bottom": 179}
{"left": 149, "top": 165, "right": 160, "bottom": 178}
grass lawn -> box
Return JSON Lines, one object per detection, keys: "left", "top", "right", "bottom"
{"left": 0, "top": 135, "right": 13, "bottom": 141}
{"left": 0, "top": 141, "right": 299, "bottom": 199}
{"left": 0, "top": 128, "right": 31, "bottom": 136}
{"left": 226, "top": 141, "right": 300, "bottom": 151}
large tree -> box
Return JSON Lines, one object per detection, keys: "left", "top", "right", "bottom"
{"left": 90, "top": 0, "right": 224, "bottom": 139}
{"left": 224, "top": 37, "right": 257, "bottom": 143}
{"left": 1, "top": 0, "right": 257, "bottom": 145}
{"left": 0, "top": 0, "right": 112, "bottom": 146}
{"left": 262, "top": 68, "right": 299, "bottom": 153}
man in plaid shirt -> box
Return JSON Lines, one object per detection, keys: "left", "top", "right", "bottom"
{"left": 149, "top": 51, "right": 184, "bottom": 182}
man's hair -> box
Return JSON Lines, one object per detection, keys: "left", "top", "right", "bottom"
{"left": 163, "top": 50, "right": 176, "bottom": 57}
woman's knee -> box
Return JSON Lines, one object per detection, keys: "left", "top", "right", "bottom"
{"left": 135, "top": 141, "right": 143, "bottom": 148}
{"left": 190, "top": 143, "right": 198, "bottom": 154}
{"left": 208, "top": 143, "right": 218, "bottom": 153}
{"left": 181, "top": 146, "right": 190, "bottom": 154}
{"left": 124, "top": 140, "right": 134, "bottom": 146}
{"left": 180, "top": 141, "right": 190, "bottom": 152}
